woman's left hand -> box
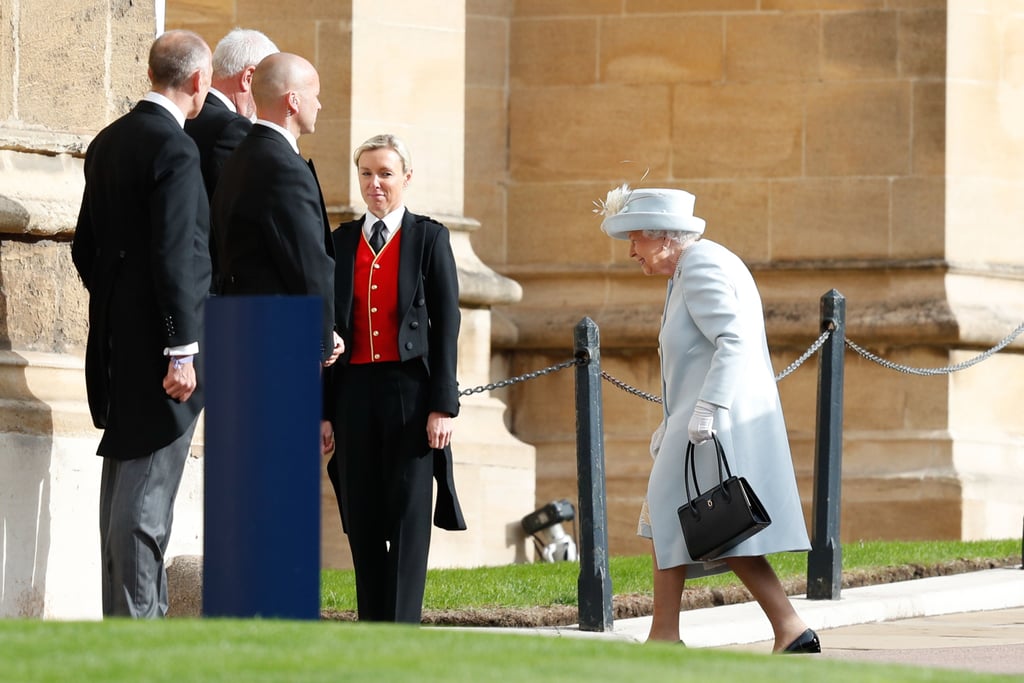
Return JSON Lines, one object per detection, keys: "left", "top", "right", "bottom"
{"left": 426, "top": 411, "right": 453, "bottom": 450}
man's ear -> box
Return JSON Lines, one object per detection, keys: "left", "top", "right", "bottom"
{"left": 190, "top": 69, "right": 203, "bottom": 95}
{"left": 240, "top": 65, "right": 256, "bottom": 93}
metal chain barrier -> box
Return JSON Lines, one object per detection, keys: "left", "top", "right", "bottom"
{"left": 599, "top": 328, "right": 834, "bottom": 404}
{"left": 459, "top": 357, "right": 585, "bottom": 397}
{"left": 845, "top": 321, "right": 1024, "bottom": 376}
{"left": 458, "top": 321, "right": 1024, "bottom": 401}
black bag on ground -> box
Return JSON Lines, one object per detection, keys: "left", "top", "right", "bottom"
{"left": 677, "top": 434, "right": 771, "bottom": 561}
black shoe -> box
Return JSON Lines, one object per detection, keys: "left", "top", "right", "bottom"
{"left": 781, "top": 628, "right": 821, "bottom": 654}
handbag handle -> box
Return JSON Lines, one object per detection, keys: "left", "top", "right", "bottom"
{"left": 683, "top": 433, "right": 734, "bottom": 506}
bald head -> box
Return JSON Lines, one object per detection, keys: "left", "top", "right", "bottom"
{"left": 252, "top": 53, "right": 321, "bottom": 137}
{"left": 149, "top": 30, "right": 211, "bottom": 90}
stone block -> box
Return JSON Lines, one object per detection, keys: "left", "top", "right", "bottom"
{"left": 601, "top": 15, "right": 723, "bottom": 84}
{"left": 469, "top": 0, "right": 514, "bottom": 16}
{"left": 770, "top": 178, "right": 891, "bottom": 260}
{"left": 506, "top": 182, "right": 621, "bottom": 265}
{"left": 236, "top": 20, "right": 316, "bottom": 57}
{"left": 0, "top": 7, "right": 12, "bottom": 121}
{"left": 0, "top": 241, "right": 88, "bottom": 353}
{"left": 300, "top": 117, "right": 350, "bottom": 211}
{"left": 239, "top": 0, "right": 350, "bottom": 22}
{"left": 891, "top": 176, "right": 944, "bottom": 259}
{"left": 844, "top": 349, "right": 951, "bottom": 431}
{"left": 170, "top": 0, "right": 233, "bottom": 24}
{"left": 725, "top": 13, "right": 820, "bottom": 83}
{"left": 18, "top": 1, "right": 110, "bottom": 131}
{"left": 678, "top": 181, "right": 772, "bottom": 264}
{"left": 946, "top": 7, "right": 999, "bottom": 83}
{"left": 822, "top": 10, "right": 899, "bottom": 80}
{"left": 806, "top": 81, "right": 911, "bottom": 177}
{"left": 514, "top": 0, "right": 621, "bottom": 16}
{"left": 466, "top": 87, "right": 509, "bottom": 180}
{"left": 912, "top": 81, "right": 945, "bottom": 177}
{"left": 628, "top": 0, "right": 756, "bottom": 10}
{"left": 763, "top": 0, "right": 885, "bottom": 9}
{"left": 946, "top": 176, "right": 1024, "bottom": 265}
{"left": 948, "top": 81, "right": 1024, "bottom": 180}
{"left": 899, "top": 9, "right": 946, "bottom": 78}
{"left": 317, "top": 21, "right": 353, "bottom": 123}
{"left": 468, "top": 16, "right": 509, "bottom": 88}
{"left": 166, "top": 555, "right": 203, "bottom": 618}
{"left": 510, "top": 18, "right": 597, "bottom": 87}
{"left": 465, "top": 180, "right": 507, "bottom": 265}
{"left": 510, "top": 85, "right": 671, "bottom": 182}
{"left": 672, "top": 83, "right": 805, "bottom": 178}
{"left": 108, "top": 5, "right": 157, "bottom": 118}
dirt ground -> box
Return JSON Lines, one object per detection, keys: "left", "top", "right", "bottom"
{"left": 321, "top": 556, "right": 1020, "bottom": 627}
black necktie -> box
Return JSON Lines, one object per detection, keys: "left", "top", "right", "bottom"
{"left": 370, "top": 220, "right": 386, "bottom": 253}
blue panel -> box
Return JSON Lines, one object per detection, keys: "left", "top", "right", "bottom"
{"left": 202, "top": 296, "right": 322, "bottom": 619}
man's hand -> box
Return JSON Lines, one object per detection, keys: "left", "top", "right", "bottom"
{"left": 163, "top": 357, "right": 197, "bottom": 402}
{"left": 426, "top": 411, "right": 453, "bottom": 450}
{"left": 320, "top": 420, "right": 335, "bottom": 457}
{"left": 323, "top": 331, "right": 344, "bottom": 367}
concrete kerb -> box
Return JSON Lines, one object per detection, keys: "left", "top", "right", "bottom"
{"left": 469, "top": 567, "right": 1024, "bottom": 646}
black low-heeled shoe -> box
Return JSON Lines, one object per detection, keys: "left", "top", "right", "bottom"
{"left": 780, "top": 628, "right": 821, "bottom": 654}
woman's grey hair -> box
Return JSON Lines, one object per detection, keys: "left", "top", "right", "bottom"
{"left": 212, "top": 28, "right": 279, "bottom": 79}
{"left": 149, "top": 30, "right": 211, "bottom": 89}
{"left": 353, "top": 134, "right": 412, "bottom": 173}
{"left": 642, "top": 229, "right": 701, "bottom": 246}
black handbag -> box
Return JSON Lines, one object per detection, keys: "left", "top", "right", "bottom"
{"left": 677, "top": 434, "right": 771, "bottom": 561}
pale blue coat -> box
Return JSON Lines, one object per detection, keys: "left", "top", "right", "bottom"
{"left": 641, "top": 239, "right": 810, "bottom": 576}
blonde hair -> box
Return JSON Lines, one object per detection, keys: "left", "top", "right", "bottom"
{"left": 353, "top": 134, "right": 412, "bottom": 173}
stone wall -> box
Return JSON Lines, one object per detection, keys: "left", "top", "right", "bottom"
{"left": 475, "top": 0, "right": 1024, "bottom": 555}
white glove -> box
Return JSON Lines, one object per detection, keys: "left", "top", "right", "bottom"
{"left": 649, "top": 421, "right": 666, "bottom": 459}
{"left": 688, "top": 400, "right": 717, "bottom": 445}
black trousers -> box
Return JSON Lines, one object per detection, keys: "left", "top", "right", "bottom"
{"left": 330, "top": 360, "right": 434, "bottom": 623}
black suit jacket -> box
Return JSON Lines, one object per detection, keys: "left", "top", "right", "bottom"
{"left": 211, "top": 124, "right": 336, "bottom": 360}
{"left": 184, "top": 93, "right": 252, "bottom": 200}
{"left": 185, "top": 94, "right": 251, "bottom": 287}
{"left": 329, "top": 211, "right": 464, "bottom": 530}
{"left": 72, "top": 100, "right": 211, "bottom": 460}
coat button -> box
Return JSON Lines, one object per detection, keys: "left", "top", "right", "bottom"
{"left": 405, "top": 342, "right": 414, "bottom": 350}
{"left": 410, "top": 321, "right": 419, "bottom": 329}
{"left": 416, "top": 298, "right": 425, "bottom": 306}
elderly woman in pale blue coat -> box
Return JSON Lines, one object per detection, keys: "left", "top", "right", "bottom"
{"left": 598, "top": 185, "right": 820, "bottom": 653}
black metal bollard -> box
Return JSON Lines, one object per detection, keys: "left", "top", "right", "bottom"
{"left": 807, "top": 289, "right": 846, "bottom": 600}
{"left": 574, "top": 317, "right": 614, "bottom": 631}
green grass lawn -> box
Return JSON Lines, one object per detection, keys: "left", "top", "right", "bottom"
{"left": 1, "top": 539, "right": 1019, "bottom": 683}
{"left": 1, "top": 618, "right": 1017, "bottom": 683}
{"left": 323, "top": 538, "right": 1021, "bottom": 611}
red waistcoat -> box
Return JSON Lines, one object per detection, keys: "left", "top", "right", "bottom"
{"left": 349, "top": 230, "right": 402, "bottom": 364}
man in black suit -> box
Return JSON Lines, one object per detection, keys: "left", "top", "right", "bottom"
{"left": 211, "top": 52, "right": 341, "bottom": 366}
{"left": 72, "top": 29, "right": 212, "bottom": 618}
{"left": 326, "top": 134, "right": 465, "bottom": 624}
{"left": 184, "top": 28, "right": 278, "bottom": 289}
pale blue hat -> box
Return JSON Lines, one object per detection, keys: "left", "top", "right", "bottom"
{"left": 598, "top": 186, "right": 706, "bottom": 240}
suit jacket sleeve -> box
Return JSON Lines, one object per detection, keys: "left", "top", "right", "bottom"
{"left": 150, "top": 136, "right": 206, "bottom": 346}
{"left": 423, "top": 223, "right": 461, "bottom": 416}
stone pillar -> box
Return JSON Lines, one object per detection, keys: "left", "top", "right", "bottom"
{"left": 317, "top": 1, "right": 536, "bottom": 569}
{"left": 0, "top": 1, "right": 204, "bottom": 619}
{"left": 171, "top": 0, "right": 537, "bottom": 570}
